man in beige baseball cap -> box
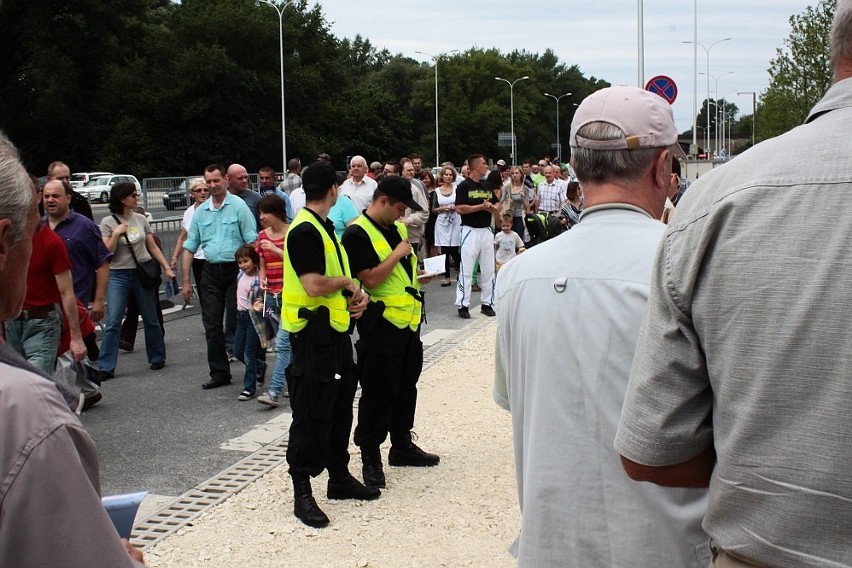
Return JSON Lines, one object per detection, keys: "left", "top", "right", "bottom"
{"left": 493, "top": 85, "right": 708, "bottom": 567}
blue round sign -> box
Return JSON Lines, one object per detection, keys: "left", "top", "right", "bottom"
{"left": 645, "top": 75, "right": 677, "bottom": 104}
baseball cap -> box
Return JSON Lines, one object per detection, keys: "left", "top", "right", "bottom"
{"left": 377, "top": 176, "right": 423, "bottom": 211}
{"left": 569, "top": 85, "right": 676, "bottom": 150}
{"left": 370, "top": 161, "right": 382, "bottom": 170}
{"left": 302, "top": 161, "right": 337, "bottom": 193}
{"left": 496, "top": 159, "right": 508, "bottom": 169}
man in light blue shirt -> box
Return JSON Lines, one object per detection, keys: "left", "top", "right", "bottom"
{"left": 182, "top": 163, "right": 257, "bottom": 390}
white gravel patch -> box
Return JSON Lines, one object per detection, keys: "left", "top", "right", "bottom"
{"left": 145, "top": 322, "right": 519, "bottom": 567}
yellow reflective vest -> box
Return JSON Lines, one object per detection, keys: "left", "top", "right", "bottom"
{"left": 281, "top": 209, "right": 351, "bottom": 333}
{"left": 352, "top": 216, "right": 422, "bottom": 331}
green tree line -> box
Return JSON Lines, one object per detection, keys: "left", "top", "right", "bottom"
{"left": 0, "top": 0, "right": 608, "bottom": 177}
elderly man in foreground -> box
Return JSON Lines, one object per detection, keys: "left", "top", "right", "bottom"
{"left": 494, "top": 86, "right": 708, "bottom": 567}
{"left": 0, "top": 131, "right": 144, "bottom": 565}
{"left": 616, "top": 3, "right": 852, "bottom": 567}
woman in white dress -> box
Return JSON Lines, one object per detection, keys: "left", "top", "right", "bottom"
{"left": 432, "top": 166, "right": 462, "bottom": 287}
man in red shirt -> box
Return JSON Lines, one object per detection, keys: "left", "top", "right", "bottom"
{"left": 5, "top": 224, "right": 85, "bottom": 374}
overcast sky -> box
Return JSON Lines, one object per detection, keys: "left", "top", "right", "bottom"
{"left": 314, "top": 0, "right": 815, "bottom": 134}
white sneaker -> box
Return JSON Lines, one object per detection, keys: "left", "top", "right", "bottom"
{"left": 257, "top": 392, "right": 280, "bottom": 407}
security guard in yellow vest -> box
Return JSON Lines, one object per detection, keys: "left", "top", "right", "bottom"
{"left": 342, "top": 176, "right": 440, "bottom": 490}
{"left": 282, "top": 161, "right": 379, "bottom": 529}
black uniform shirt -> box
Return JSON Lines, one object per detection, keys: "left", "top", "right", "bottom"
{"left": 286, "top": 207, "right": 340, "bottom": 277}
{"left": 342, "top": 214, "right": 414, "bottom": 281}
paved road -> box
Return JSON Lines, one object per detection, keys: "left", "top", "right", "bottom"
{"left": 81, "top": 277, "right": 493, "bottom": 504}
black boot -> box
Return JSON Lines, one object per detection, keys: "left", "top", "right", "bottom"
{"left": 361, "top": 447, "right": 386, "bottom": 488}
{"left": 389, "top": 431, "right": 440, "bottom": 467}
{"left": 291, "top": 474, "right": 330, "bottom": 528}
{"left": 327, "top": 470, "right": 381, "bottom": 500}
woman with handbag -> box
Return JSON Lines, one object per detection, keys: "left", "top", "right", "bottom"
{"left": 98, "top": 183, "right": 174, "bottom": 380}
{"left": 500, "top": 166, "right": 530, "bottom": 239}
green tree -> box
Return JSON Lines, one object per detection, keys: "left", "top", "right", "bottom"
{"left": 758, "top": 0, "right": 834, "bottom": 140}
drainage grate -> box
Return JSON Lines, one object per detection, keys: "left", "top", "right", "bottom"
{"left": 133, "top": 320, "right": 493, "bottom": 550}
{"left": 133, "top": 441, "right": 289, "bottom": 548}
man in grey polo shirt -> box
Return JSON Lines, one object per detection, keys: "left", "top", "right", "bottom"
{"left": 494, "top": 86, "right": 708, "bottom": 567}
{"left": 616, "top": 4, "right": 852, "bottom": 567}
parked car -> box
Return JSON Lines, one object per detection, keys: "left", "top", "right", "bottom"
{"left": 79, "top": 174, "right": 141, "bottom": 203}
{"left": 162, "top": 177, "right": 204, "bottom": 211}
{"left": 70, "top": 172, "right": 113, "bottom": 189}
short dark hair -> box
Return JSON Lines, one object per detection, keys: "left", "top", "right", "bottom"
{"left": 108, "top": 182, "right": 137, "bottom": 213}
{"left": 235, "top": 244, "right": 259, "bottom": 265}
{"left": 257, "top": 194, "right": 287, "bottom": 221}
{"left": 408, "top": 152, "right": 421, "bottom": 161}
{"left": 287, "top": 158, "right": 301, "bottom": 171}
{"left": 259, "top": 166, "right": 276, "bottom": 176}
{"left": 301, "top": 161, "right": 337, "bottom": 202}
{"left": 566, "top": 181, "right": 580, "bottom": 200}
{"left": 672, "top": 157, "right": 682, "bottom": 177}
{"left": 204, "top": 163, "right": 226, "bottom": 178}
{"left": 466, "top": 154, "right": 485, "bottom": 170}
{"left": 383, "top": 161, "right": 401, "bottom": 175}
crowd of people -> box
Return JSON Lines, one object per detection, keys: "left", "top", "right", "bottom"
{"left": 2, "top": 4, "right": 851, "bottom": 565}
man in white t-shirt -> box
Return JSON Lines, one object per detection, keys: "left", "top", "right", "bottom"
{"left": 338, "top": 155, "right": 377, "bottom": 214}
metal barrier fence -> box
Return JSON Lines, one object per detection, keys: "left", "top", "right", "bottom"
{"left": 142, "top": 174, "right": 267, "bottom": 216}
{"left": 150, "top": 216, "right": 186, "bottom": 296}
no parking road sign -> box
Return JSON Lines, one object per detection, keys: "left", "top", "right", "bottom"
{"left": 645, "top": 75, "right": 677, "bottom": 104}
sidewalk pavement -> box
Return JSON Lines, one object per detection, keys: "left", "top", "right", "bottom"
{"left": 138, "top": 321, "right": 519, "bottom": 567}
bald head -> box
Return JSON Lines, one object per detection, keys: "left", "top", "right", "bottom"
{"left": 227, "top": 164, "right": 249, "bottom": 193}
{"left": 48, "top": 162, "right": 71, "bottom": 182}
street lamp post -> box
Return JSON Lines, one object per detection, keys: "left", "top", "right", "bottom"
{"left": 495, "top": 76, "right": 529, "bottom": 165}
{"left": 699, "top": 70, "right": 733, "bottom": 156}
{"left": 543, "top": 91, "right": 572, "bottom": 162}
{"left": 416, "top": 50, "right": 458, "bottom": 169}
{"left": 259, "top": 0, "right": 293, "bottom": 171}
{"left": 737, "top": 91, "right": 757, "bottom": 147}
{"left": 683, "top": 37, "right": 731, "bottom": 158}
{"left": 721, "top": 89, "right": 739, "bottom": 156}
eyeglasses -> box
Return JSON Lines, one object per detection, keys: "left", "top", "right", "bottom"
{"left": 191, "top": 188, "right": 209, "bottom": 193}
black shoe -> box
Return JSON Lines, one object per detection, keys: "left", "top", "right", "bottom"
{"left": 99, "top": 370, "right": 114, "bottom": 381}
{"left": 119, "top": 340, "right": 134, "bottom": 352}
{"left": 202, "top": 377, "right": 231, "bottom": 390}
{"left": 458, "top": 306, "right": 470, "bottom": 319}
{"left": 150, "top": 362, "right": 165, "bottom": 371}
{"left": 361, "top": 447, "right": 386, "bottom": 488}
{"left": 480, "top": 304, "right": 496, "bottom": 317}
{"left": 291, "top": 475, "right": 330, "bottom": 528}
{"left": 81, "top": 391, "right": 102, "bottom": 411}
{"left": 389, "top": 432, "right": 440, "bottom": 467}
{"left": 327, "top": 474, "right": 381, "bottom": 501}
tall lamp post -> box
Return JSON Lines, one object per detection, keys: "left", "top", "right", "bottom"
{"left": 683, "top": 36, "right": 731, "bottom": 158}
{"left": 699, "top": 70, "right": 733, "bottom": 156}
{"left": 721, "top": 89, "right": 739, "bottom": 156}
{"left": 259, "top": 0, "right": 293, "bottom": 170}
{"left": 737, "top": 91, "right": 757, "bottom": 147}
{"left": 416, "top": 50, "right": 458, "bottom": 169}
{"left": 495, "top": 75, "right": 529, "bottom": 165}
{"left": 543, "top": 91, "right": 572, "bottom": 162}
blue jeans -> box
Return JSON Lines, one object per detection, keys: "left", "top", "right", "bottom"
{"left": 233, "top": 310, "right": 266, "bottom": 395}
{"left": 268, "top": 329, "right": 292, "bottom": 397}
{"left": 100, "top": 269, "right": 166, "bottom": 374}
{"left": 5, "top": 308, "right": 62, "bottom": 375}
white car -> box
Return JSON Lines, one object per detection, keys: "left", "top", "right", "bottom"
{"left": 70, "top": 171, "right": 113, "bottom": 189}
{"left": 79, "top": 174, "right": 142, "bottom": 203}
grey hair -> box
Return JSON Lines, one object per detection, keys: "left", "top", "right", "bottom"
{"left": 349, "top": 155, "right": 367, "bottom": 167}
{"left": 570, "top": 122, "right": 663, "bottom": 186}
{"left": 0, "top": 131, "right": 36, "bottom": 246}
{"left": 831, "top": 0, "right": 852, "bottom": 73}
